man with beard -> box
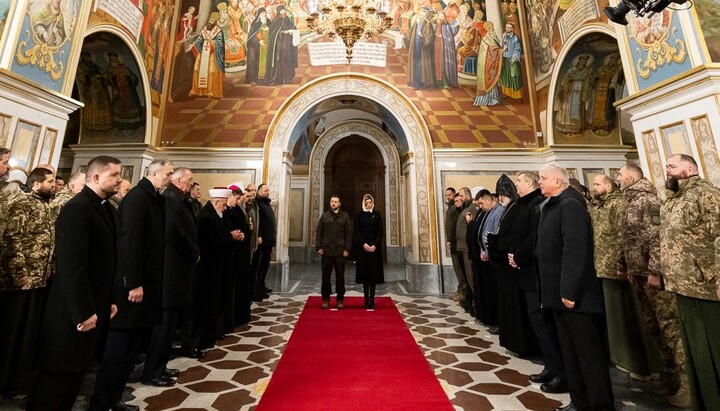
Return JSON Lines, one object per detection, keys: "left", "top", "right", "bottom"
{"left": 507, "top": 171, "right": 566, "bottom": 392}
{"left": 245, "top": 8, "right": 268, "bottom": 84}
{"left": 219, "top": 187, "right": 249, "bottom": 334}
{"left": 455, "top": 187, "right": 479, "bottom": 314}
{"left": 142, "top": 167, "right": 198, "bottom": 387}
{"left": 316, "top": 195, "right": 353, "bottom": 309}
{"left": 251, "top": 183, "right": 276, "bottom": 300}
{"left": 264, "top": 5, "right": 297, "bottom": 86}
{"left": 188, "top": 182, "right": 202, "bottom": 217}
{"left": 190, "top": 12, "right": 225, "bottom": 98}
{"left": 0, "top": 167, "right": 55, "bottom": 397}
{"left": 535, "top": 163, "right": 613, "bottom": 411}
{"left": 589, "top": 175, "right": 645, "bottom": 382}
{"left": 660, "top": 154, "right": 720, "bottom": 410}
{"left": 27, "top": 156, "right": 122, "bottom": 411}
{"left": 91, "top": 159, "right": 173, "bottom": 411}
{"left": 444, "top": 188, "right": 466, "bottom": 302}
{"left": 616, "top": 163, "right": 689, "bottom": 407}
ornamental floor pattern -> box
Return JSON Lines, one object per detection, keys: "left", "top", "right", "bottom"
{"left": 0, "top": 264, "right": 686, "bottom": 411}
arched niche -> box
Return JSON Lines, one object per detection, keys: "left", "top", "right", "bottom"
{"left": 65, "top": 25, "right": 152, "bottom": 146}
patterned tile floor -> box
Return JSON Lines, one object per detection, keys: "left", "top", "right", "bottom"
{"left": 0, "top": 264, "right": 685, "bottom": 411}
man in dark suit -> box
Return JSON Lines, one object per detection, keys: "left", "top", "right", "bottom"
{"left": 251, "top": 183, "right": 277, "bottom": 301}
{"left": 142, "top": 167, "right": 198, "bottom": 386}
{"left": 535, "top": 163, "right": 614, "bottom": 411}
{"left": 27, "top": 156, "right": 122, "bottom": 411}
{"left": 91, "top": 159, "right": 173, "bottom": 411}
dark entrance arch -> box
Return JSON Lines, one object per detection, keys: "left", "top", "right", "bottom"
{"left": 323, "top": 136, "right": 387, "bottom": 259}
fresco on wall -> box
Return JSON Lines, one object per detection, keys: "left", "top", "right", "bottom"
{"left": 87, "top": 0, "right": 176, "bottom": 107}
{"left": 11, "top": 0, "right": 82, "bottom": 93}
{"left": 524, "top": 0, "right": 611, "bottom": 85}
{"left": 0, "top": 0, "right": 13, "bottom": 48}
{"left": 160, "top": 0, "right": 537, "bottom": 149}
{"left": 72, "top": 32, "right": 146, "bottom": 144}
{"left": 552, "top": 33, "right": 625, "bottom": 144}
{"left": 626, "top": 10, "right": 691, "bottom": 90}
{"left": 694, "top": 0, "right": 720, "bottom": 61}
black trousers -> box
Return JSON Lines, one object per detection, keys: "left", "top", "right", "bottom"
{"left": 143, "top": 308, "right": 180, "bottom": 380}
{"left": 475, "top": 261, "right": 498, "bottom": 325}
{"left": 92, "top": 328, "right": 147, "bottom": 409}
{"left": 251, "top": 245, "right": 273, "bottom": 296}
{"left": 321, "top": 255, "right": 346, "bottom": 301}
{"left": 554, "top": 309, "right": 614, "bottom": 411}
{"left": 525, "top": 292, "right": 564, "bottom": 378}
{"left": 27, "top": 369, "right": 85, "bottom": 411}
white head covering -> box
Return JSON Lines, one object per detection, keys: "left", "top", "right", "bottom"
{"left": 209, "top": 188, "right": 232, "bottom": 199}
{"left": 361, "top": 193, "right": 375, "bottom": 212}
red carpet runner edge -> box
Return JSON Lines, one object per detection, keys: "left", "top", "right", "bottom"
{"left": 256, "top": 296, "right": 455, "bottom": 411}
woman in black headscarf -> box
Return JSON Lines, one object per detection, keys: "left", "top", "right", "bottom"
{"left": 354, "top": 194, "right": 384, "bottom": 309}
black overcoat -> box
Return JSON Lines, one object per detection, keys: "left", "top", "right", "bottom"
{"left": 38, "top": 186, "right": 117, "bottom": 372}
{"left": 162, "top": 183, "right": 199, "bottom": 309}
{"left": 222, "top": 206, "right": 252, "bottom": 326}
{"left": 111, "top": 177, "right": 165, "bottom": 329}
{"left": 256, "top": 195, "right": 277, "bottom": 247}
{"left": 535, "top": 187, "right": 604, "bottom": 313}
{"left": 190, "top": 201, "right": 234, "bottom": 320}
{"left": 354, "top": 210, "right": 384, "bottom": 285}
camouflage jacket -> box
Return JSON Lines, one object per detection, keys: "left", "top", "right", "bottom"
{"left": 0, "top": 191, "right": 55, "bottom": 290}
{"left": 589, "top": 189, "right": 627, "bottom": 279}
{"left": 50, "top": 186, "right": 75, "bottom": 218}
{"left": 618, "top": 178, "right": 662, "bottom": 277}
{"left": 660, "top": 176, "right": 720, "bottom": 300}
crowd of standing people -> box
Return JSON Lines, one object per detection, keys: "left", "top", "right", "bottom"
{"left": 445, "top": 155, "right": 720, "bottom": 411}
{"left": 0, "top": 150, "right": 277, "bottom": 411}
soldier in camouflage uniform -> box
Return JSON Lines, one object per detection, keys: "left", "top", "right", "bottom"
{"left": 616, "top": 163, "right": 690, "bottom": 408}
{"left": 50, "top": 171, "right": 85, "bottom": 217}
{"left": 660, "top": 154, "right": 720, "bottom": 411}
{"left": 0, "top": 167, "right": 56, "bottom": 396}
{"left": 589, "top": 174, "right": 648, "bottom": 374}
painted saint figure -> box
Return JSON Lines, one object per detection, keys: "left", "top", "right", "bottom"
{"left": 264, "top": 5, "right": 298, "bottom": 86}
{"left": 177, "top": 6, "right": 197, "bottom": 41}
{"left": 500, "top": 23, "right": 522, "bottom": 100}
{"left": 555, "top": 54, "right": 594, "bottom": 135}
{"left": 408, "top": 7, "right": 436, "bottom": 89}
{"left": 218, "top": 1, "right": 246, "bottom": 69}
{"left": 190, "top": 12, "right": 225, "bottom": 99}
{"left": 434, "top": 11, "right": 458, "bottom": 88}
{"left": 245, "top": 8, "right": 269, "bottom": 84}
{"left": 33, "top": 0, "right": 66, "bottom": 47}
{"left": 473, "top": 22, "right": 503, "bottom": 106}
{"left": 105, "top": 52, "right": 143, "bottom": 131}
{"left": 587, "top": 53, "right": 623, "bottom": 133}
{"left": 77, "top": 52, "right": 113, "bottom": 131}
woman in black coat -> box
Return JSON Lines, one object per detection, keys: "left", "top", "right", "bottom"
{"left": 354, "top": 194, "right": 384, "bottom": 309}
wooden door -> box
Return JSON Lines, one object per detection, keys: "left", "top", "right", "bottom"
{"left": 324, "top": 136, "right": 386, "bottom": 260}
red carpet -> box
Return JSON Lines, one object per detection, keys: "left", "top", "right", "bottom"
{"left": 257, "top": 296, "right": 454, "bottom": 411}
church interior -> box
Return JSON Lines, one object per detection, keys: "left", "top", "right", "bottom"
{"left": 1, "top": 0, "right": 720, "bottom": 409}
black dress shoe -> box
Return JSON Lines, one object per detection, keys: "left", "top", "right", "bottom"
{"left": 163, "top": 368, "right": 180, "bottom": 378}
{"left": 541, "top": 376, "right": 569, "bottom": 393}
{"left": 554, "top": 403, "right": 578, "bottom": 411}
{"left": 113, "top": 401, "right": 140, "bottom": 411}
{"left": 487, "top": 326, "right": 500, "bottom": 335}
{"left": 264, "top": 287, "right": 273, "bottom": 293}
{"left": 141, "top": 375, "right": 176, "bottom": 387}
{"left": 530, "top": 368, "right": 554, "bottom": 383}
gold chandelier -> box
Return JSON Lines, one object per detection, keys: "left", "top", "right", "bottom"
{"left": 307, "top": 1, "right": 393, "bottom": 63}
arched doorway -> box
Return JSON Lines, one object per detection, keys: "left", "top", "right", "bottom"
{"left": 324, "top": 136, "right": 387, "bottom": 260}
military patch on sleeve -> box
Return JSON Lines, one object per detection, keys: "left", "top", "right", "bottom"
{"left": 649, "top": 205, "right": 661, "bottom": 225}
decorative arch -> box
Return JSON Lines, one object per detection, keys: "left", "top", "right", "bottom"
{"left": 308, "top": 120, "right": 401, "bottom": 248}
{"left": 263, "top": 72, "right": 437, "bottom": 264}
{"left": 545, "top": 24, "right": 618, "bottom": 145}
{"left": 81, "top": 24, "right": 153, "bottom": 144}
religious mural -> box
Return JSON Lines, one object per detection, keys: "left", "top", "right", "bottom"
{"left": 87, "top": 0, "right": 176, "bottom": 107}
{"left": 626, "top": 10, "right": 691, "bottom": 90}
{"left": 694, "top": 0, "right": 720, "bottom": 61}
{"left": 0, "top": 0, "right": 13, "bottom": 48}
{"left": 524, "top": 0, "right": 611, "bottom": 85}
{"left": 11, "top": 0, "right": 83, "bottom": 93}
{"left": 72, "top": 32, "right": 146, "bottom": 144}
{"left": 552, "top": 33, "right": 624, "bottom": 144}
{"left": 161, "top": 0, "right": 537, "bottom": 149}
